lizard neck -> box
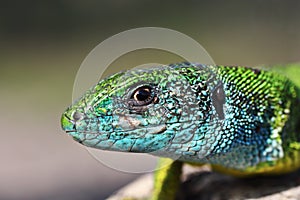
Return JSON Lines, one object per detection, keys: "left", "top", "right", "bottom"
{"left": 159, "top": 65, "right": 300, "bottom": 172}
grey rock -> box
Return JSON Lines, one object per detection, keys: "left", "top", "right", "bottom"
{"left": 108, "top": 165, "right": 300, "bottom": 200}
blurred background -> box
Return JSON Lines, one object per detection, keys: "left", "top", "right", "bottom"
{"left": 1, "top": 1, "right": 300, "bottom": 199}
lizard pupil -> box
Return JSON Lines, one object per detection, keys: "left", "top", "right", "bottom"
{"left": 130, "top": 86, "right": 154, "bottom": 106}
{"left": 134, "top": 87, "right": 151, "bottom": 101}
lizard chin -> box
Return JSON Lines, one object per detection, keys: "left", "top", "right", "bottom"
{"left": 65, "top": 124, "right": 167, "bottom": 142}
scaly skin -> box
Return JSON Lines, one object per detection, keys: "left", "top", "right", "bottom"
{"left": 61, "top": 63, "right": 300, "bottom": 199}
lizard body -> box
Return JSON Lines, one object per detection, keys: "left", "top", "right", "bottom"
{"left": 61, "top": 63, "right": 300, "bottom": 199}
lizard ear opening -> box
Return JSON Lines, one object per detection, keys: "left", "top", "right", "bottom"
{"left": 211, "top": 83, "right": 225, "bottom": 120}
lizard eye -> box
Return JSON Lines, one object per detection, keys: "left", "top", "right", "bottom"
{"left": 130, "top": 86, "right": 154, "bottom": 106}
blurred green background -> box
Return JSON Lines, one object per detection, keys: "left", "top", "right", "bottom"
{"left": 1, "top": 1, "right": 300, "bottom": 200}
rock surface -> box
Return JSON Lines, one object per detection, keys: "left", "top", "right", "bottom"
{"left": 108, "top": 165, "right": 300, "bottom": 200}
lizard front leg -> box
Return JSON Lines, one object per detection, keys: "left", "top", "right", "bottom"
{"left": 152, "top": 158, "right": 183, "bottom": 200}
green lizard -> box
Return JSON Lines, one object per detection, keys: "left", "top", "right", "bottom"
{"left": 61, "top": 63, "right": 300, "bottom": 200}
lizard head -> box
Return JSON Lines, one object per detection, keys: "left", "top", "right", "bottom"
{"left": 61, "top": 63, "right": 221, "bottom": 155}
{"left": 61, "top": 63, "right": 300, "bottom": 169}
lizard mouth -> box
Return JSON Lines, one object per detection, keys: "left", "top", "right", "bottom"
{"left": 66, "top": 124, "right": 167, "bottom": 136}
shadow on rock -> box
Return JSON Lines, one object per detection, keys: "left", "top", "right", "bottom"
{"left": 177, "top": 169, "right": 300, "bottom": 200}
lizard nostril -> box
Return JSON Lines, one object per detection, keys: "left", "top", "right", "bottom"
{"left": 73, "top": 111, "right": 84, "bottom": 121}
